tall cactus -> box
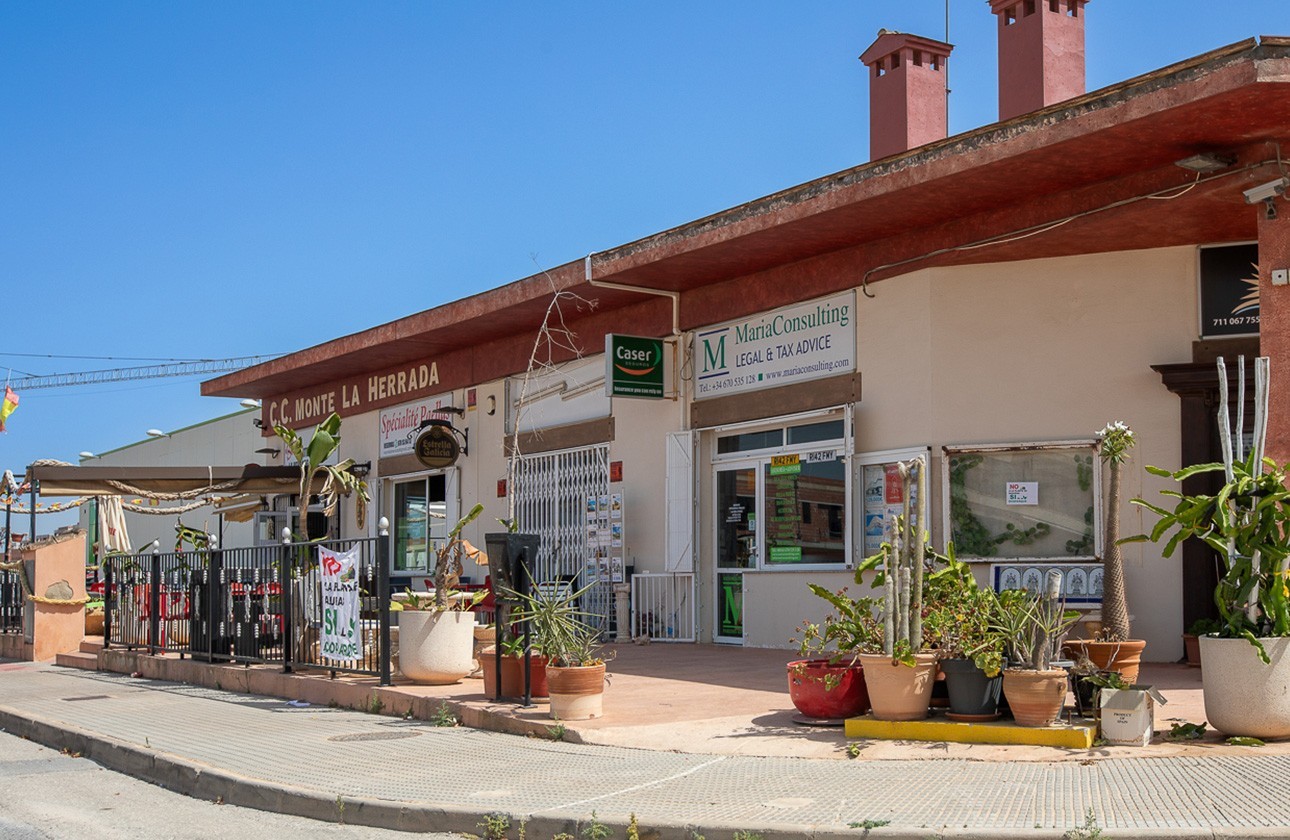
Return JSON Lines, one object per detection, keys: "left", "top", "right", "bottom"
{"left": 881, "top": 460, "right": 926, "bottom": 658}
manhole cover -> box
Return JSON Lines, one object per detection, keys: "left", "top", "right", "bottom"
{"left": 328, "top": 731, "right": 421, "bottom": 743}
{"left": 61, "top": 695, "right": 111, "bottom": 702}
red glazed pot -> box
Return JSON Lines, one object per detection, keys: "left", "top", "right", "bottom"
{"left": 786, "top": 658, "right": 870, "bottom": 719}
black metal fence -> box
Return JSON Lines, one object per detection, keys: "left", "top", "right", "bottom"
{"left": 103, "top": 536, "right": 390, "bottom": 684}
{"left": 0, "top": 567, "right": 22, "bottom": 634}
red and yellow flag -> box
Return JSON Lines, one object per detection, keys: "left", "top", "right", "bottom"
{"left": 0, "top": 387, "right": 18, "bottom": 432}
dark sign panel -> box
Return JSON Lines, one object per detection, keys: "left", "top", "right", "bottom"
{"left": 414, "top": 424, "right": 460, "bottom": 470}
{"left": 605, "top": 334, "right": 665, "bottom": 399}
{"left": 1200, "top": 243, "right": 1260, "bottom": 337}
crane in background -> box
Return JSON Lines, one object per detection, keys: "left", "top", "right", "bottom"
{"left": 5, "top": 356, "right": 277, "bottom": 391}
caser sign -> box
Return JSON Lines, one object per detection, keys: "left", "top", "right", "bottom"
{"left": 605, "top": 334, "right": 665, "bottom": 399}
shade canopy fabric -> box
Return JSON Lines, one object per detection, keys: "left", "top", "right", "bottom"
{"left": 96, "top": 494, "right": 132, "bottom": 553}
{"left": 28, "top": 464, "right": 301, "bottom": 498}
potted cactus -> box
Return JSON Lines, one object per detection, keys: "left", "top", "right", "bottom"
{"left": 854, "top": 460, "right": 939, "bottom": 721}
{"left": 397, "top": 503, "right": 487, "bottom": 685}
{"left": 1130, "top": 356, "right": 1290, "bottom": 739}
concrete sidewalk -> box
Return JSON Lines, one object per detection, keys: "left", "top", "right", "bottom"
{"left": 1, "top": 661, "right": 1288, "bottom": 839}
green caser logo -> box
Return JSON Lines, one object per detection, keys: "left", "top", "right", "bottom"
{"left": 606, "top": 334, "right": 664, "bottom": 399}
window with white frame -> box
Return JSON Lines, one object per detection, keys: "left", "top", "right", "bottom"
{"left": 854, "top": 447, "right": 931, "bottom": 559}
{"left": 713, "top": 415, "right": 849, "bottom": 569}
{"left": 941, "top": 441, "right": 1100, "bottom": 562}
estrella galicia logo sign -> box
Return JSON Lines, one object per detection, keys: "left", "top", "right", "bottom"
{"left": 605, "top": 334, "right": 664, "bottom": 399}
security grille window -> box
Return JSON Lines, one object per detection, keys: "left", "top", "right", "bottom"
{"left": 942, "top": 441, "right": 1101, "bottom": 562}
{"left": 512, "top": 444, "right": 612, "bottom": 629}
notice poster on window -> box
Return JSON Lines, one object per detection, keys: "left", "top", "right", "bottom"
{"left": 586, "top": 493, "right": 627, "bottom": 581}
{"left": 319, "top": 545, "right": 361, "bottom": 662}
{"left": 1006, "top": 481, "right": 1039, "bottom": 505}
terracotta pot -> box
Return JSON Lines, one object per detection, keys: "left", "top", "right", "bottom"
{"left": 1183, "top": 633, "right": 1201, "bottom": 668}
{"left": 547, "top": 662, "right": 606, "bottom": 720}
{"left": 398, "top": 610, "right": 475, "bottom": 685}
{"left": 480, "top": 647, "right": 550, "bottom": 698}
{"left": 1002, "top": 668, "right": 1068, "bottom": 727}
{"left": 856, "top": 652, "right": 937, "bottom": 721}
{"left": 1062, "top": 639, "right": 1146, "bottom": 684}
{"left": 85, "top": 607, "right": 104, "bottom": 636}
{"left": 1201, "top": 635, "right": 1290, "bottom": 739}
{"left": 786, "top": 659, "right": 870, "bottom": 719}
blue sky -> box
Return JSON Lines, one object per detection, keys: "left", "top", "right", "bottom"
{"left": 2, "top": 1, "right": 1286, "bottom": 524}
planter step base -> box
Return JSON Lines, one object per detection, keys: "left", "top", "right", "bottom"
{"left": 844, "top": 713, "right": 1095, "bottom": 749}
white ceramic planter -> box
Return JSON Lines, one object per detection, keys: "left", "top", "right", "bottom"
{"left": 398, "top": 610, "right": 475, "bottom": 685}
{"left": 1200, "top": 635, "right": 1290, "bottom": 740}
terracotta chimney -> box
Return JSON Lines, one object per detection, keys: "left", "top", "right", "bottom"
{"left": 860, "top": 30, "right": 953, "bottom": 161}
{"left": 990, "top": 0, "right": 1089, "bottom": 121}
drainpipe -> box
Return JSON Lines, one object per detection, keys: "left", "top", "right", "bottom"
{"left": 584, "top": 255, "right": 681, "bottom": 337}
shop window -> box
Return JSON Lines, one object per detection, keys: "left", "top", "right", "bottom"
{"left": 393, "top": 474, "right": 447, "bottom": 574}
{"left": 787, "top": 419, "right": 845, "bottom": 445}
{"left": 857, "top": 449, "right": 930, "bottom": 558}
{"left": 764, "top": 457, "right": 846, "bottom": 566}
{"left": 942, "top": 442, "right": 1099, "bottom": 562}
{"left": 717, "top": 429, "right": 784, "bottom": 454}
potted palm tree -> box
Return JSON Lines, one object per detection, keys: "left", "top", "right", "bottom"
{"left": 1064, "top": 421, "right": 1147, "bottom": 682}
{"left": 509, "top": 580, "right": 609, "bottom": 720}
{"left": 994, "top": 570, "right": 1079, "bottom": 727}
{"left": 1130, "top": 356, "right": 1290, "bottom": 738}
{"left": 273, "top": 412, "right": 370, "bottom": 663}
{"left": 397, "top": 503, "right": 487, "bottom": 685}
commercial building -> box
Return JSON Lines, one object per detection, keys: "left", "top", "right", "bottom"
{"left": 204, "top": 4, "right": 1290, "bottom": 660}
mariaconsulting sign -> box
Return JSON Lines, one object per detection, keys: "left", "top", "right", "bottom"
{"left": 693, "top": 292, "right": 856, "bottom": 399}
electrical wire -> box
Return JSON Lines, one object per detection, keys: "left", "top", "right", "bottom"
{"left": 858, "top": 159, "right": 1275, "bottom": 298}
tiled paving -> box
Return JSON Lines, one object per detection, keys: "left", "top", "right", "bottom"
{"left": 2, "top": 658, "right": 1289, "bottom": 837}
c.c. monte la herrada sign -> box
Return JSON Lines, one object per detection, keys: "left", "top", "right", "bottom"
{"left": 266, "top": 362, "right": 441, "bottom": 429}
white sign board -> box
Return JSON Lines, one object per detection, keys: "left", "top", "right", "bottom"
{"left": 319, "top": 545, "right": 361, "bottom": 662}
{"left": 379, "top": 394, "right": 456, "bottom": 458}
{"left": 693, "top": 292, "right": 856, "bottom": 399}
{"left": 1005, "top": 481, "right": 1039, "bottom": 505}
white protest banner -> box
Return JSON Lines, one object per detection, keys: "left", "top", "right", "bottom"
{"left": 319, "top": 545, "right": 361, "bottom": 662}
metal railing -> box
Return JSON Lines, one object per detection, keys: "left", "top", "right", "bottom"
{"left": 0, "top": 567, "right": 23, "bottom": 634}
{"left": 631, "top": 572, "right": 696, "bottom": 642}
{"left": 103, "top": 534, "right": 391, "bottom": 684}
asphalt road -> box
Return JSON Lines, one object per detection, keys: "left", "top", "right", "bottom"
{"left": 0, "top": 730, "right": 456, "bottom": 840}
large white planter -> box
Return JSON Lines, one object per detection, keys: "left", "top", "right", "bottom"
{"left": 1201, "top": 635, "right": 1290, "bottom": 740}
{"left": 398, "top": 610, "right": 475, "bottom": 685}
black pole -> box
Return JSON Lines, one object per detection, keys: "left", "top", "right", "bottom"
{"left": 493, "top": 587, "right": 503, "bottom": 703}
{"left": 520, "top": 553, "right": 533, "bottom": 708}
{"left": 281, "top": 528, "right": 294, "bottom": 674}
{"left": 149, "top": 543, "right": 161, "bottom": 655}
{"left": 3, "top": 499, "right": 10, "bottom": 633}
{"left": 28, "top": 473, "right": 35, "bottom": 546}
{"left": 377, "top": 518, "right": 391, "bottom": 686}
{"left": 103, "top": 551, "right": 113, "bottom": 649}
